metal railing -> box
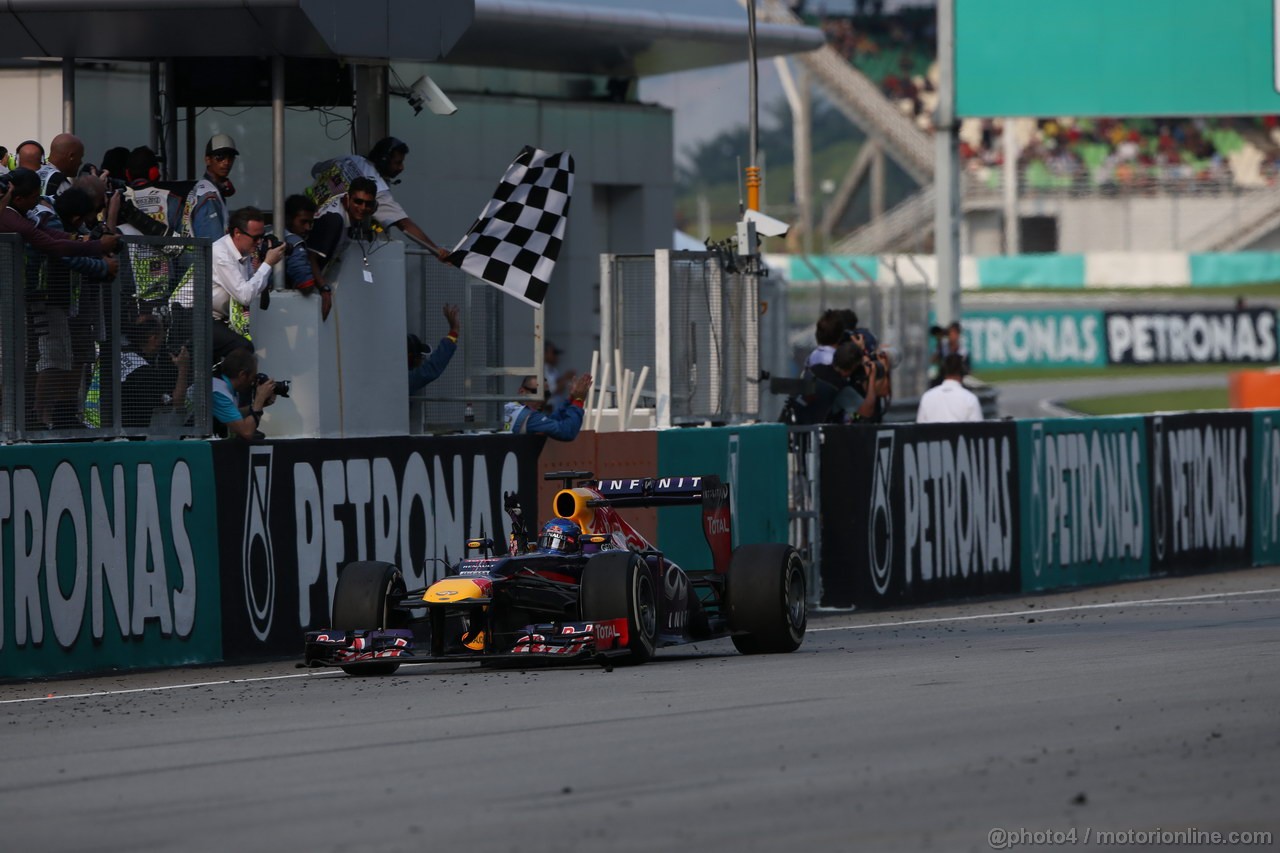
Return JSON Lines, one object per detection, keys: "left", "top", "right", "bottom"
{"left": 786, "top": 424, "right": 823, "bottom": 607}
{"left": 1, "top": 233, "right": 212, "bottom": 443}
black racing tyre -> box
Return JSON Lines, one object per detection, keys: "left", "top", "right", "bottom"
{"left": 332, "top": 561, "right": 408, "bottom": 676}
{"left": 580, "top": 551, "right": 657, "bottom": 664}
{"left": 727, "top": 543, "right": 807, "bottom": 654}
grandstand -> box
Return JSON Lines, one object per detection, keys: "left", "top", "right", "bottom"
{"left": 772, "top": 0, "right": 1280, "bottom": 255}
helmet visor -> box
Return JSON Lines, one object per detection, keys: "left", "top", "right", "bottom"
{"left": 539, "top": 528, "right": 574, "bottom": 552}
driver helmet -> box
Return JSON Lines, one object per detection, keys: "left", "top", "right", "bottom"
{"left": 538, "top": 519, "right": 581, "bottom": 553}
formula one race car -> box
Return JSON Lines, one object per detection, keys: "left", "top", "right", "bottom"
{"left": 303, "top": 471, "right": 807, "bottom": 675}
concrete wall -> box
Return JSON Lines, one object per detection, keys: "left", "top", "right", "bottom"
{"left": 965, "top": 194, "right": 1273, "bottom": 255}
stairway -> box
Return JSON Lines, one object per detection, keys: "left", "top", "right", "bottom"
{"left": 750, "top": 0, "right": 935, "bottom": 184}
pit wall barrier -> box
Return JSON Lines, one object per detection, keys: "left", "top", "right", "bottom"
{"left": 211, "top": 434, "right": 546, "bottom": 662}
{"left": 961, "top": 307, "right": 1277, "bottom": 371}
{"left": 769, "top": 251, "right": 1280, "bottom": 290}
{"left": 0, "top": 442, "right": 223, "bottom": 679}
{"left": 536, "top": 425, "right": 791, "bottom": 574}
{"left": 817, "top": 411, "right": 1270, "bottom": 609}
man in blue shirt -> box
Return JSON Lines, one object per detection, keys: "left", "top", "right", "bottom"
{"left": 503, "top": 372, "right": 592, "bottom": 441}
{"left": 408, "top": 303, "right": 460, "bottom": 393}
{"left": 213, "top": 348, "right": 277, "bottom": 440}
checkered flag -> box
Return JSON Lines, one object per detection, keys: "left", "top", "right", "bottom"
{"left": 445, "top": 146, "right": 574, "bottom": 307}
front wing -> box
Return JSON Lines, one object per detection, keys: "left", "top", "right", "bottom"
{"left": 302, "top": 619, "right": 631, "bottom": 669}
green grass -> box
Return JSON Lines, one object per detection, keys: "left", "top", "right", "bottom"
{"left": 1063, "top": 387, "right": 1230, "bottom": 416}
{"left": 976, "top": 363, "right": 1255, "bottom": 383}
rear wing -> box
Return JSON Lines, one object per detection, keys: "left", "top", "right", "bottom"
{"left": 546, "top": 473, "right": 733, "bottom": 574}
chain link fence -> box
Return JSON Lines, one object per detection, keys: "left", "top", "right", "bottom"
{"left": 602, "top": 251, "right": 761, "bottom": 427}
{"left": 1, "top": 233, "right": 211, "bottom": 442}
{"left": 405, "top": 248, "right": 540, "bottom": 433}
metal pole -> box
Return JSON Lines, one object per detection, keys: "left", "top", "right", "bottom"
{"left": 745, "top": 0, "right": 761, "bottom": 211}
{"left": 272, "top": 54, "right": 286, "bottom": 290}
{"left": 61, "top": 57, "right": 75, "bottom": 133}
{"left": 933, "top": 0, "right": 961, "bottom": 326}
{"left": 185, "top": 106, "right": 196, "bottom": 179}
{"left": 1002, "top": 119, "right": 1020, "bottom": 254}
{"left": 149, "top": 61, "right": 161, "bottom": 156}
{"left": 163, "top": 59, "right": 178, "bottom": 180}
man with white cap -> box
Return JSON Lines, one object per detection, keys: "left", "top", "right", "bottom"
{"left": 183, "top": 133, "right": 239, "bottom": 241}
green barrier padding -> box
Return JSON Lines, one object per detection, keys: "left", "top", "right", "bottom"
{"left": 961, "top": 308, "right": 1106, "bottom": 370}
{"left": 1253, "top": 410, "right": 1280, "bottom": 566}
{"left": 788, "top": 255, "right": 878, "bottom": 284}
{"left": 657, "top": 424, "right": 789, "bottom": 572}
{"left": 1190, "top": 252, "right": 1280, "bottom": 287}
{"left": 0, "top": 442, "right": 222, "bottom": 679}
{"left": 1018, "top": 417, "right": 1150, "bottom": 592}
{"left": 976, "top": 254, "right": 1086, "bottom": 289}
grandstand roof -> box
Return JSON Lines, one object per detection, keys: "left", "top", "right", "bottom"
{"left": 0, "top": 0, "right": 824, "bottom": 75}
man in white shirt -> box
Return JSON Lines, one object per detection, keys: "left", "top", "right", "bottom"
{"left": 309, "top": 136, "right": 449, "bottom": 259}
{"left": 916, "top": 354, "right": 983, "bottom": 423}
{"left": 211, "top": 206, "right": 285, "bottom": 358}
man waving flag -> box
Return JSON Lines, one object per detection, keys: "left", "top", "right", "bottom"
{"left": 444, "top": 146, "right": 574, "bottom": 307}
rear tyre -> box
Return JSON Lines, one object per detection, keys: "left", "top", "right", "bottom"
{"left": 580, "top": 552, "right": 657, "bottom": 664}
{"left": 727, "top": 544, "right": 807, "bottom": 655}
{"left": 332, "top": 561, "right": 407, "bottom": 676}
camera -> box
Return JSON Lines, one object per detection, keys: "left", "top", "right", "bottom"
{"left": 255, "top": 373, "right": 291, "bottom": 398}
{"left": 929, "top": 325, "right": 947, "bottom": 338}
{"left": 407, "top": 74, "right": 458, "bottom": 116}
{"left": 257, "top": 233, "right": 287, "bottom": 260}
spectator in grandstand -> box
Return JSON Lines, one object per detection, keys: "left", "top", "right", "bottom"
{"left": 917, "top": 354, "right": 982, "bottom": 424}
{"left": 504, "top": 372, "right": 593, "bottom": 441}
{"left": 212, "top": 347, "right": 277, "bottom": 441}
{"left": 408, "top": 304, "right": 460, "bottom": 394}
{"left": 120, "top": 313, "right": 190, "bottom": 429}
{"left": 309, "top": 136, "right": 450, "bottom": 260}
{"left": 1, "top": 168, "right": 118, "bottom": 257}
{"left": 15, "top": 140, "right": 44, "bottom": 171}
{"left": 184, "top": 134, "right": 239, "bottom": 241}
{"left": 211, "top": 206, "right": 286, "bottom": 358}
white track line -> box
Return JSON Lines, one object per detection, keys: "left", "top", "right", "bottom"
{"left": 810, "top": 587, "right": 1280, "bottom": 633}
{"left": 4, "top": 587, "right": 1278, "bottom": 706}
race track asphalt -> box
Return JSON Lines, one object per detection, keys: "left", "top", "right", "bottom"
{"left": 2, "top": 568, "right": 1278, "bottom": 853}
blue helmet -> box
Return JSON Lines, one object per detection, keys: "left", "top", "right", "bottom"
{"left": 538, "top": 519, "right": 582, "bottom": 553}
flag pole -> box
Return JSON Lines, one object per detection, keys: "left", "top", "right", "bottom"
{"left": 745, "top": 0, "right": 760, "bottom": 212}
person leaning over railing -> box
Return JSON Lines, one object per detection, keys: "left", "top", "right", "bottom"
{"left": 503, "top": 372, "right": 593, "bottom": 442}
{"left": 1, "top": 168, "right": 118, "bottom": 258}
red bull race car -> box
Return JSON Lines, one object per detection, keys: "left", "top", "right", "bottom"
{"left": 303, "top": 471, "right": 807, "bottom": 675}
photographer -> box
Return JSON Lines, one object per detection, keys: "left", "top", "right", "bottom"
{"left": 211, "top": 206, "right": 286, "bottom": 358}
{"left": 212, "top": 348, "right": 278, "bottom": 440}
{"left": 785, "top": 340, "right": 881, "bottom": 425}
{"left": 120, "top": 313, "right": 190, "bottom": 429}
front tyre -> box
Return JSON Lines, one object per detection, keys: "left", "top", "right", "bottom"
{"left": 332, "top": 561, "right": 407, "bottom": 676}
{"left": 727, "top": 544, "right": 807, "bottom": 654}
{"left": 580, "top": 552, "right": 657, "bottom": 664}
